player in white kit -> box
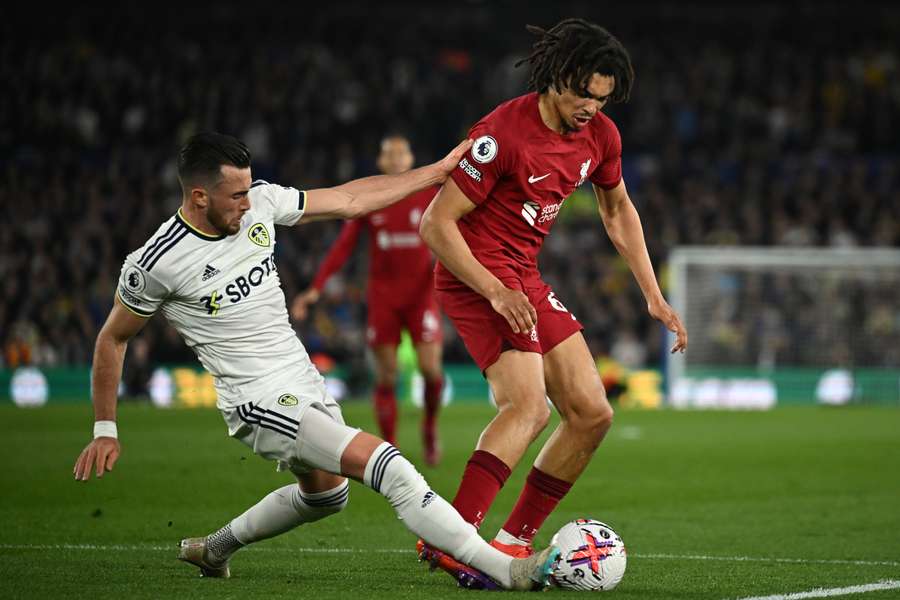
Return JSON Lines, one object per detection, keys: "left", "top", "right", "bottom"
{"left": 71, "top": 133, "right": 557, "bottom": 590}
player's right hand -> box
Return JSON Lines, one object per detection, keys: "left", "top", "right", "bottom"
{"left": 489, "top": 287, "right": 537, "bottom": 334}
{"left": 73, "top": 437, "right": 120, "bottom": 481}
{"left": 648, "top": 298, "right": 688, "bottom": 353}
{"left": 290, "top": 288, "right": 321, "bottom": 321}
{"left": 435, "top": 139, "right": 474, "bottom": 180}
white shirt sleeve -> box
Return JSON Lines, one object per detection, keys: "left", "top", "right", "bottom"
{"left": 249, "top": 180, "right": 307, "bottom": 226}
{"left": 116, "top": 256, "right": 171, "bottom": 317}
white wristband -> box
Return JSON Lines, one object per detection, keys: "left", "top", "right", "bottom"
{"left": 93, "top": 420, "right": 118, "bottom": 439}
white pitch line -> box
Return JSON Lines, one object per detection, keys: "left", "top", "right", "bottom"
{"left": 730, "top": 579, "right": 900, "bottom": 600}
{"left": 1, "top": 544, "right": 898, "bottom": 568}
{"left": 640, "top": 553, "right": 900, "bottom": 568}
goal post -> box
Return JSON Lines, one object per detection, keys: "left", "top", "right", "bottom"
{"left": 666, "top": 246, "right": 900, "bottom": 408}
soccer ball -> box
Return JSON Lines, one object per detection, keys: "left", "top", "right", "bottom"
{"left": 548, "top": 519, "right": 627, "bottom": 591}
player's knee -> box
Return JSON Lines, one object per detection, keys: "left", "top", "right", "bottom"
{"left": 532, "top": 404, "right": 552, "bottom": 434}
{"left": 501, "top": 398, "right": 551, "bottom": 437}
{"left": 419, "top": 365, "right": 442, "bottom": 384}
{"left": 293, "top": 481, "right": 350, "bottom": 522}
{"left": 304, "top": 493, "right": 349, "bottom": 520}
{"left": 375, "top": 366, "right": 398, "bottom": 386}
{"left": 316, "top": 491, "right": 349, "bottom": 516}
{"left": 316, "top": 484, "right": 350, "bottom": 516}
{"left": 594, "top": 402, "right": 615, "bottom": 434}
{"left": 563, "top": 394, "right": 614, "bottom": 439}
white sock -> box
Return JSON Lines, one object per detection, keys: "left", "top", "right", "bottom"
{"left": 494, "top": 528, "right": 529, "bottom": 546}
{"left": 210, "top": 481, "right": 349, "bottom": 562}
{"left": 363, "top": 442, "right": 514, "bottom": 587}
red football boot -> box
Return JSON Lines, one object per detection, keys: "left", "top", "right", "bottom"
{"left": 416, "top": 539, "right": 500, "bottom": 590}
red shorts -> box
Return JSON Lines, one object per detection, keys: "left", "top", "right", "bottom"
{"left": 437, "top": 278, "right": 583, "bottom": 372}
{"left": 366, "top": 294, "right": 443, "bottom": 347}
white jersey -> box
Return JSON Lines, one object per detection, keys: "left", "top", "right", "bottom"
{"left": 116, "top": 180, "right": 321, "bottom": 409}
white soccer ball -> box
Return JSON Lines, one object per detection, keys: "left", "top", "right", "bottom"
{"left": 549, "top": 519, "right": 627, "bottom": 591}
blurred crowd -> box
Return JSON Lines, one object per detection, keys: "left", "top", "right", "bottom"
{"left": 2, "top": 2, "right": 898, "bottom": 380}
{"left": 686, "top": 265, "right": 900, "bottom": 369}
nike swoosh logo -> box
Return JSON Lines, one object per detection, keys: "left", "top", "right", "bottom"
{"left": 528, "top": 173, "right": 551, "bottom": 184}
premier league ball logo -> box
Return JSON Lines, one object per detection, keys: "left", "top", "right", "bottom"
{"left": 124, "top": 267, "right": 146, "bottom": 293}
{"left": 472, "top": 135, "right": 498, "bottom": 164}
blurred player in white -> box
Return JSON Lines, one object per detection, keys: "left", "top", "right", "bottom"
{"left": 71, "top": 132, "right": 557, "bottom": 590}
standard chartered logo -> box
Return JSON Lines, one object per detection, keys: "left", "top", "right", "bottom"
{"left": 521, "top": 200, "right": 540, "bottom": 226}
{"left": 521, "top": 200, "right": 563, "bottom": 227}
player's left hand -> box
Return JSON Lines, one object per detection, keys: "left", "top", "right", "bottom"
{"left": 435, "top": 139, "right": 474, "bottom": 180}
{"left": 291, "top": 288, "right": 321, "bottom": 321}
{"left": 648, "top": 298, "right": 688, "bottom": 353}
{"left": 73, "top": 437, "right": 121, "bottom": 481}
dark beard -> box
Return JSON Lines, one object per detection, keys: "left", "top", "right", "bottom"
{"left": 208, "top": 210, "right": 240, "bottom": 236}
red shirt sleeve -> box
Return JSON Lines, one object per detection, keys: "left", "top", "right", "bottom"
{"left": 589, "top": 117, "right": 623, "bottom": 190}
{"left": 449, "top": 121, "right": 517, "bottom": 205}
{"left": 311, "top": 219, "right": 364, "bottom": 291}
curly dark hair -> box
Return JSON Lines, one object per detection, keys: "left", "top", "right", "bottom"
{"left": 515, "top": 18, "right": 635, "bottom": 103}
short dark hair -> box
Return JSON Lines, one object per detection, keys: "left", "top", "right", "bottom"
{"left": 516, "top": 18, "right": 635, "bottom": 104}
{"left": 177, "top": 132, "right": 251, "bottom": 187}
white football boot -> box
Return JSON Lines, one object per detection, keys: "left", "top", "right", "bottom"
{"left": 177, "top": 537, "right": 231, "bottom": 578}
{"left": 507, "top": 543, "right": 560, "bottom": 591}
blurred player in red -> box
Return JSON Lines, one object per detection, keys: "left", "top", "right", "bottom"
{"left": 292, "top": 135, "right": 444, "bottom": 465}
{"left": 417, "top": 18, "right": 688, "bottom": 575}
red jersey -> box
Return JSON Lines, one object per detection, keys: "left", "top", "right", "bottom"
{"left": 312, "top": 187, "right": 438, "bottom": 305}
{"left": 436, "top": 92, "right": 622, "bottom": 290}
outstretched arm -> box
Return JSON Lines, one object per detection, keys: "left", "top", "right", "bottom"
{"left": 298, "top": 139, "right": 472, "bottom": 223}
{"left": 291, "top": 219, "right": 364, "bottom": 321}
{"left": 73, "top": 298, "right": 149, "bottom": 480}
{"left": 311, "top": 219, "right": 364, "bottom": 291}
{"left": 594, "top": 181, "right": 687, "bottom": 353}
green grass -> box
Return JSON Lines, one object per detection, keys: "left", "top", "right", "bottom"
{"left": 1, "top": 403, "right": 899, "bottom": 599}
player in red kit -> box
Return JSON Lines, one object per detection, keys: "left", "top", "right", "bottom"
{"left": 292, "top": 135, "right": 444, "bottom": 465}
{"left": 417, "top": 18, "right": 687, "bottom": 582}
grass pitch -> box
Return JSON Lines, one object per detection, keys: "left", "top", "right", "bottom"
{"left": 1, "top": 402, "right": 899, "bottom": 599}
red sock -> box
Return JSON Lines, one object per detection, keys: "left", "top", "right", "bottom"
{"left": 373, "top": 383, "right": 397, "bottom": 446}
{"left": 451, "top": 450, "right": 511, "bottom": 528}
{"left": 500, "top": 467, "right": 572, "bottom": 544}
{"left": 423, "top": 377, "right": 443, "bottom": 433}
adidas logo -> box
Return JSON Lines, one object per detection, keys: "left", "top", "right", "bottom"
{"left": 421, "top": 490, "right": 436, "bottom": 509}
{"left": 201, "top": 264, "right": 220, "bottom": 281}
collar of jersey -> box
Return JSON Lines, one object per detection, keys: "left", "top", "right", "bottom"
{"left": 176, "top": 208, "right": 228, "bottom": 241}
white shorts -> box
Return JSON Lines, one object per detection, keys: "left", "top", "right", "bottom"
{"left": 220, "top": 368, "right": 358, "bottom": 476}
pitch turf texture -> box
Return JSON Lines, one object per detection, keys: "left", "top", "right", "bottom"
{"left": 2, "top": 403, "right": 899, "bottom": 599}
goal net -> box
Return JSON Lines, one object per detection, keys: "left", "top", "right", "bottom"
{"left": 667, "top": 247, "right": 900, "bottom": 408}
